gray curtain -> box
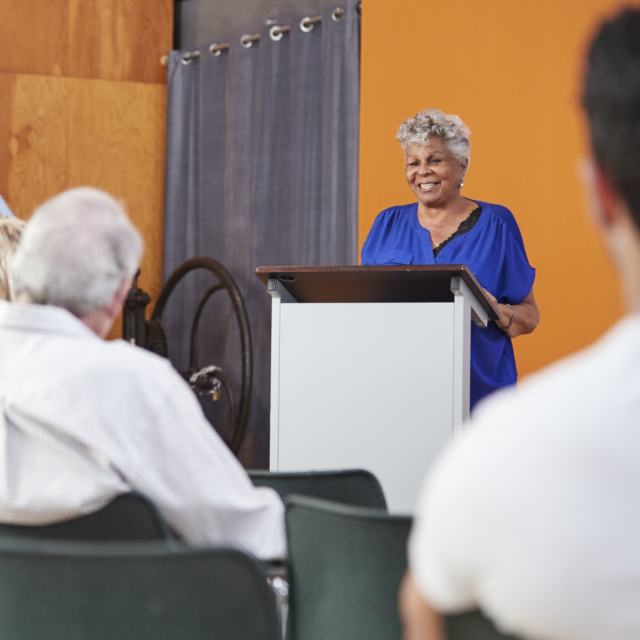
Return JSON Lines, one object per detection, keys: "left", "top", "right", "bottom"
{"left": 163, "top": 4, "right": 360, "bottom": 468}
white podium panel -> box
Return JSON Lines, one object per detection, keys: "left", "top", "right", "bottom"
{"left": 274, "top": 302, "right": 454, "bottom": 513}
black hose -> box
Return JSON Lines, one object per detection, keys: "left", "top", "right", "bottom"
{"left": 215, "top": 368, "right": 237, "bottom": 433}
{"left": 189, "top": 284, "right": 224, "bottom": 370}
{"left": 150, "top": 257, "right": 253, "bottom": 457}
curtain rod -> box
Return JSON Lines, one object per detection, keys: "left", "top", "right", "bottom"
{"left": 160, "top": 3, "right": 360, "bottom": 66}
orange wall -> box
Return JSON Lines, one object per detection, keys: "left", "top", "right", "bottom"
{"left": 359, "top": 0, "right": 637, "bottom": 378}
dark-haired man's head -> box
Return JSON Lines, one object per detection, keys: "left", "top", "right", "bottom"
{"left": 584, "top": 8, "right": 640, "bottom": 228}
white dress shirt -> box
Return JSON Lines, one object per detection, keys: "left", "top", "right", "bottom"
{"left": 410, "top": 314, "right": 640, "bottom": 640}
{"left": 0, "top": 300, "right": 285, "bottom": 559}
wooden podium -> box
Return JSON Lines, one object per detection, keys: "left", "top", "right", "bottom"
{"left": 255, "top": 266, "right": 499, "bottom": 513}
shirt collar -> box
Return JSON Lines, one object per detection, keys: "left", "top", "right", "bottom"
{"left": 0, "top": 300, "right": 100, "bottom": 340}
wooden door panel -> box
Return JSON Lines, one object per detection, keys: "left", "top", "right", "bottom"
{"left": 0, "top": 0, "right": 172, "bottom": 84}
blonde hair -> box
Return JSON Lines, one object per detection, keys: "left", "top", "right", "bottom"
{"left": 0, "top": 217, "right": 26, "bottom": 301}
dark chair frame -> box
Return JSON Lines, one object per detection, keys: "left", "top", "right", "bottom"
{"left": 249, "top": 469, "right": 387, "bottom": 510}
{"left": 285, "top": 494, "right": 411, "bottom": 640}
{"left": 0, "top": 492, "right": 171, "bottom": 541}
{"left": 445, "top": 610, "right": 522, "bottom": 639}
{"left": 0, "top": 538, "right": 281, "bottom": 640}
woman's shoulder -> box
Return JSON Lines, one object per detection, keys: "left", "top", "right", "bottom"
{"left": 362, "top": 203, "right": 418, "bottom": 263}
{"left": 475, "top": 200, "right": 526, "bottom": 246}
{"left": 373, "top": 202, "right": 417, "bottom": 223}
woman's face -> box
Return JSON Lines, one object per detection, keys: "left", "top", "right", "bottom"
{"left": 404, "top": 139, "right": 467, "bottom": 208}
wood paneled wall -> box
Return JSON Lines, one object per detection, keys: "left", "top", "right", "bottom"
{"left": 0, "top": 0, "right": 173, "bottom": 337}
{"left": 0, "top": 0, "right": 171, "bottom": 83}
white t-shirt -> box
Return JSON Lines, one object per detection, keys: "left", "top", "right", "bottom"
{"left": 409, "top": 314, "right": 640, "bottom": 640}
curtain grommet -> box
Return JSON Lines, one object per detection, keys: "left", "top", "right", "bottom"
{"left": 180, "top": 51, "right": 199, "bottom": 65}
{"left": 269, "top": 26, "right": 285, "bottom": 41}
{"left": 209, "top": 43, "right": 230, "bottom": 56}
{"left": 332, "top": 7, "right": 345, "bottom": 21}
{"left": 300, "top": 17, "right": 314, "bottom": 32}
{"left": 241, "top": 35, "right": 254, "bottom": 48}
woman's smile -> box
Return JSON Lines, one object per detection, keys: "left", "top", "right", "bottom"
{"left": 405, "top": 138, "right": 465, "bottom": 208}
{"left": 418, "top": 181, "right": 440, "bottom": 192}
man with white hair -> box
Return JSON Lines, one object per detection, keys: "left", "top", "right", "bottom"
{"left": 401, "top": 8, "right": 640, "bottom": 640}
{"left": 0, "top": 187, "right": 285, "bottom": 559}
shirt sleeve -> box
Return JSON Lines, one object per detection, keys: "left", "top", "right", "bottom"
{"left": 129, "top": 376, "right": 286, "bottom": 560}
{"left": 487, "top": 207, "right": 536, "bottom": 305}
{"left": 360, "top": 210, "right": 387, "bottom": 265}
{"left": 494, "top": 224, "right": 536, "bottom": 305}
{"left": 408, "top": 444, "right": 480, "bottom": 612}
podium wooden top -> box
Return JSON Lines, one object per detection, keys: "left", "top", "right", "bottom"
{"left": 255, "top": 265, "right": 500, "bottom": 320}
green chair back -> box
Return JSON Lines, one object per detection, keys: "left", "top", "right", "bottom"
{"left": 0, "top": 538, "right": 281, "bottom": 640}
{"left": 249, "top": 469, "right": 387, "bottom": 510}
{"left": 0, "top": 492, "right": 170, "bottom": 540}
{"left": 285, "top": 494, "right": 411, "bottom": 640}
{"left": 445, "top": 610, "right": 522, "bottom": 639}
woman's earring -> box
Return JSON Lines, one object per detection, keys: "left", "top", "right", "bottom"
{"left": 460, "top": 180, "right": 465, "bottom": 188}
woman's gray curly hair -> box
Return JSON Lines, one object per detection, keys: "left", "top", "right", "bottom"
{"left": 397, "top": 109, "right": 471, "bottom": 163}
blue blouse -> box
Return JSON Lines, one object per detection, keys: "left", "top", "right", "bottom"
{"left": 361, "top": 200, "right": 535, "bottom": 410}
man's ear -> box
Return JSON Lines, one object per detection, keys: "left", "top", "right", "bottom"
{"left": 107, "top": 277, "right": 132, "bottom": 320}
{"left": 593, "top": 162, "right": 624, "bottom": 228}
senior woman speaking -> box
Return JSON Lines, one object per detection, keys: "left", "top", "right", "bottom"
{"left": 361, "top": 109, "right": 540, "bottom": 410}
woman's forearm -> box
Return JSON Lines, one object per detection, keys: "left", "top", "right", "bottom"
{"left": 495, "top": 290, "right": 540, "bottom": 338}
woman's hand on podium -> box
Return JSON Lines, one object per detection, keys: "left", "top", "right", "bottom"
{"left": 481, "top": 287, "right": 540, "bottom": 339}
